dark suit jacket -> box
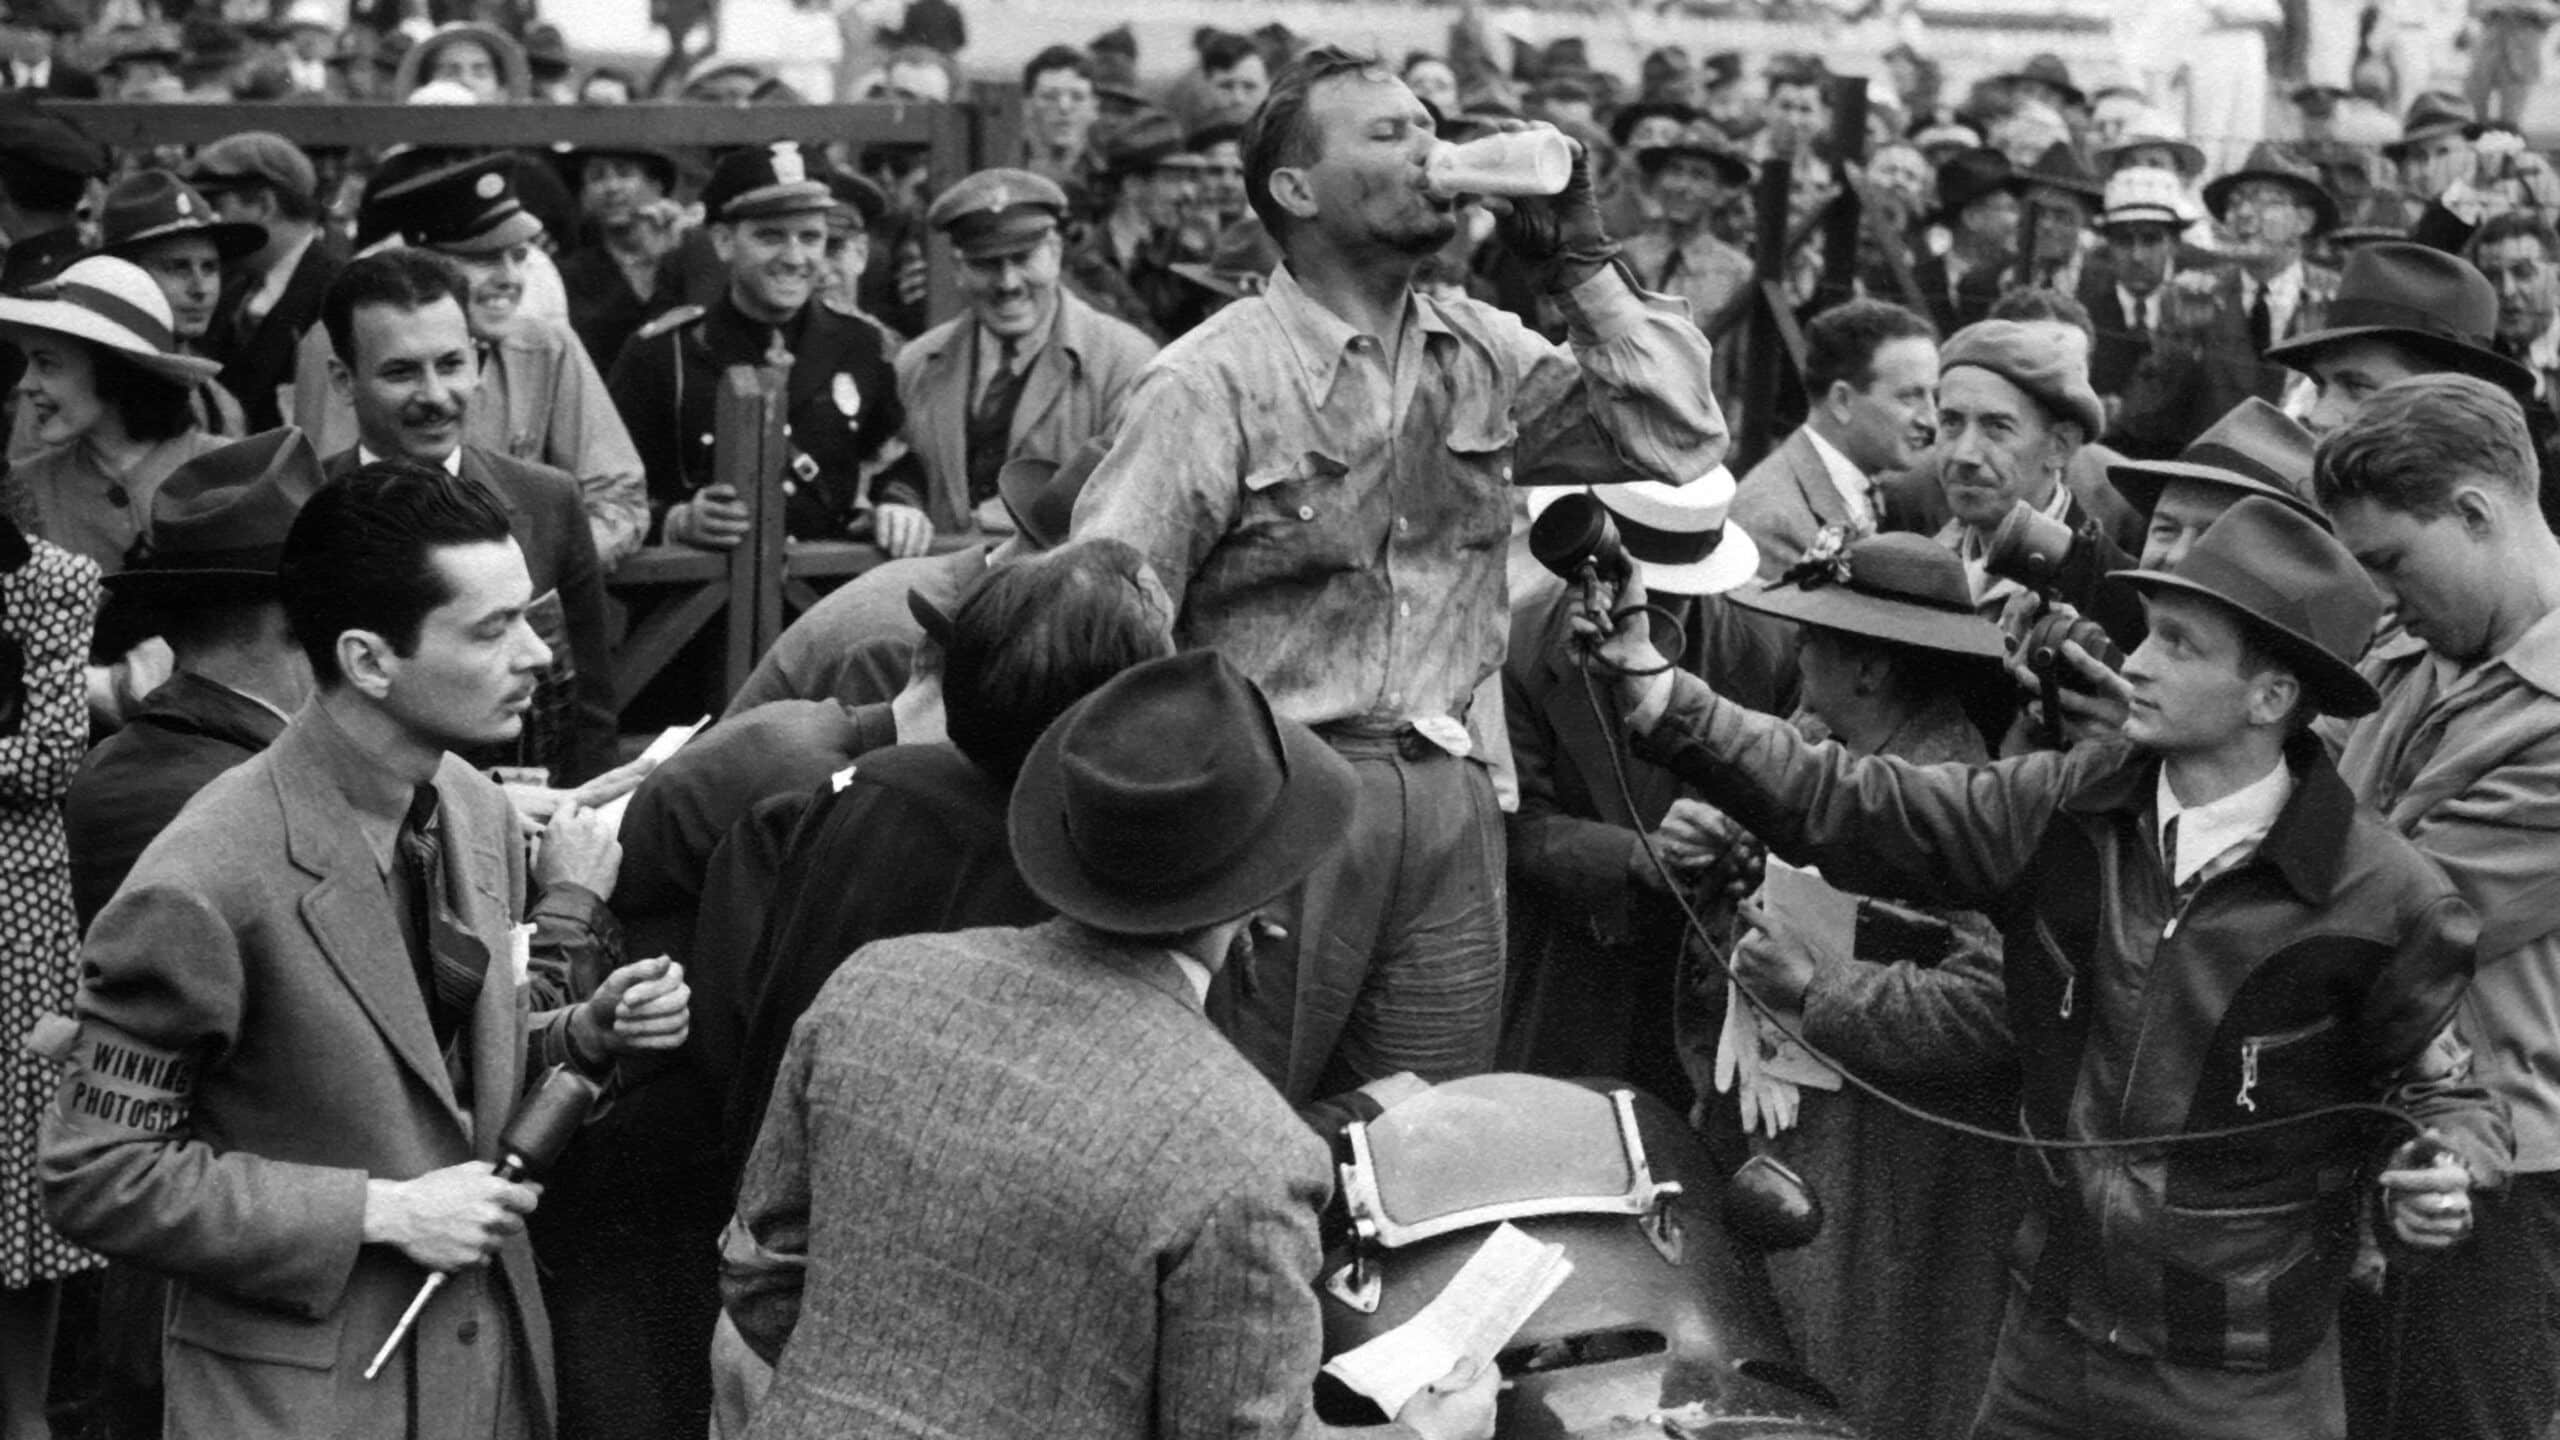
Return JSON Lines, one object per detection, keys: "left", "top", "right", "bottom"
{"left": 722, "top": 917, "right": 1389, "bottom": 1440}
{"left": 65, "top": 670, "right": 286, "bottom": 925}
{"left": 213, "top": 229, "right": 350, "bottom": 434}
{"left": 1501, "top": 586, "right": 1798, "bottom": 1104}
{"left": 2076, "top": 274, "right": 2151, "bottom": 406}
{"left": 324, "top": 445, "right": 618, "bottom": 782}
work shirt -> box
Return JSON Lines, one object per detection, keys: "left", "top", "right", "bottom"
{"left": 2332, "top": 608, "right": 2560, "bottom": 1170}
{"left": 1074, "top": 260, "right": 1726, "bottom": 731}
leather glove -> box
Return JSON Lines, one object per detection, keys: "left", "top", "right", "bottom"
{"left": 1494, "top": 128, "right": 1618, "bottom": 289}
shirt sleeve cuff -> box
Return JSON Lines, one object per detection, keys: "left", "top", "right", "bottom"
{"left": 1552, "top": 258, "right": 1662, "bottom": 347}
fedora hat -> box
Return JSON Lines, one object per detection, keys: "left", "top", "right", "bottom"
{"left": 107, "top": 427, "right": 323, "bottom": 596}
{"left": 2264, "top": 241, "right": 2534, "bottom": 398}
{"left": 1728, "top": 530, "right": 2006, "bottom": 659}
{"left": 1634, "top": 126, "right": 1754, "bottom": 188}
{"left": 2111, "top": 496, "right": 2382, "bottom": 716}
{"left": 1995, "top": 52, "right": 2085, "bottom": 109}
{"left": 1608, "top": 98, "right": 1697, "bottom": 150}
{"left": 2330, "top": 185, "right": 2415, "bottom": 247}
{"left": 1931, "top": 146, "right": 2020, "bottom": 227}
{"left": 1169, "top": 216, "right": 1279, "bottom": 300}
{"left": 2382, "top": 91, "right": 2480, "bottom": 160}
{"left": 2202, "top": 142, "right": 2340, "bottom": 235}
{"left": 1009, "top": 650, "right": 1359, "bottom": 934}
{"left": 1523, "top": 466, "right": 1760, "bottom": 596}
{"left": 2106, "top": 399, "right": 2326, "bottom": 524}
{"left": 2016, "top": 141, "right": 2105, "bottom": 205}
{"left": 994, "top": 436, "right": 1107, "bottom": 552}
{"left": 0, "top": 256, "right": 221, "bottom": 385}
{"left": 96, "top": 169, "right": 267, "bottom": 263}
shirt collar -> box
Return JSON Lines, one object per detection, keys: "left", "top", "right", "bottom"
{"left": 357, "top": 444, "right": 463, "bottom": 477}
{"left": 1801, "top": 425, "right": 1875, "bottom": 524}
{"left": 1263, "top": 261, "right": 1451, "bottom": 396}
{"left": 2155, "top": 757, "right": 2294, "bottom": 887}
{"left": 2116, "top": 285, "right": 2158, "bottom": 329}
{"left": 2487, "top": 602, "right": 2560, "bottom": 697}
{"left": 300, "top": 698, "right": 426, "bottom": 875}
{"left": 199, "top": 673, "right": 298, "bottom": 727}
{"left": 1164, "top": 949, "right": 1212, "bottom": 1007}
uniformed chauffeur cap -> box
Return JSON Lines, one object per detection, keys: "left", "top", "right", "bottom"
{"left": 927, "top": 167, "right": 1069, "bottom": 260}
{"left": 366, "top": 155, "right": 544, "bottom": 255}
{"left": 701, "top": 140, "right": 835, "bottom": 223}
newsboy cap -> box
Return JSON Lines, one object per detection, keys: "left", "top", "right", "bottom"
{"left": 1939, "top": 319, "right": 2107, "bottom": 438}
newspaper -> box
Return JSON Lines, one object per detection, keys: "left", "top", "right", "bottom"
{"left": 595, "top": 717, "right": 709, "bottom": 833}
{"left": 1322, "top": 1222, "right": 1570, "bottom": 1416}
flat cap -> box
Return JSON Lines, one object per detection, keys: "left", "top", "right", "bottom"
{"left": 701, "top": 140, "right": 834, "bottom": 222}
{"left": 186, "top": 130, "right": 316, "bottom": 203}
{"left": 927, "top": 167, "right": 1067, "bottom": 259}
{"left": 1940, "top": 319, "right": 2106, "bottom": 439}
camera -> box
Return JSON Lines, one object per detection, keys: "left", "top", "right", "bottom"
{"left": 2020, "top": 608, "right": 2124, "bottom": 693}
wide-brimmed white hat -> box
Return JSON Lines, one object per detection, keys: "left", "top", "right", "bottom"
{"left": 0, "top": 255, "right": 221, "bottom": 384}
{"left": 1524, "top": 466, "right": 1759, "bottom": 595}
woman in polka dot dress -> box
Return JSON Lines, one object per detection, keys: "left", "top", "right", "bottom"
{"left": 0, "top": 514, "right": 103, "bottom": 1438}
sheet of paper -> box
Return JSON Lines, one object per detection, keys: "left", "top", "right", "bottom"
{"left": 596, "top": 717, "right": 709, "bottom": 834}
{"left": 1322, "top": 1222, "right": 1571, "bottom": 1417}
{"left": 1749, "top": 860, "right": 1854, "bottom": 1091}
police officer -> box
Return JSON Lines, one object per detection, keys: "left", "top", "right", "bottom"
{"left": 607, "top": 140, "right": 904, "bottom": 549}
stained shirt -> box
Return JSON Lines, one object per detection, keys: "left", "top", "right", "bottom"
{"left": 1073, "top": 260, "right": 1727, "bottom": 729}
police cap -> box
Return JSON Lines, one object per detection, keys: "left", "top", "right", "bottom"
{"left": 368, "top": 155, "right": 544, "bottom": 255}
{"left": 702, "top": 141, "right": 834, "bottom": 223}
{"left": 927, "top": 167, "right": 1067, "bottom": 260}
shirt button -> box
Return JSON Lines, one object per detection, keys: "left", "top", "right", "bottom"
{"left": 1500, "top": 464, "right": 1513, "bottom": 481}
{"left": 1399, "top": 600, "right": 1412, "bottom": 619}
{"left": 1298, "top": 505, "right": 1314, "bottom": 521}
{"left": 1396, "top": 516, "right": 1410, "bottom": 534}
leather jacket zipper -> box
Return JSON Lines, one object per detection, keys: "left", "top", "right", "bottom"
{"left": 2034, "top": 914, "right": 2075, "bottom": 1019}
{"left": 2235, "top": 1016, "right": 2340, "bottom": 1114}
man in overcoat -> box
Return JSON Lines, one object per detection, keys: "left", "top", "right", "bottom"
{"left": 38, "top": 459, "right": 689, "bottom": 1439}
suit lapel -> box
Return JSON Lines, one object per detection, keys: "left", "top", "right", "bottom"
{"left": 271, "top": 723, "right": 470, "bottom": 1134}
{"left": 1786, "top": 431, "right": 1851, "bottom": 530}
{"left": 1541, "top": 644, "right": 1645, "bottom": 830}
{"left": 913, "top": 324, "right": 970, "bottom": 505}
{"left": 1011, "top": 307, "right": 1080, "bottom": 451}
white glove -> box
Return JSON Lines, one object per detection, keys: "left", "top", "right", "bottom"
{"left": 1714, "top": 977, "right": 1757, "bottom": 1097}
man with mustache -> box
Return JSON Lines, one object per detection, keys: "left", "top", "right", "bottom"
{"left": 1072, "top": 48, "right": 1727, "bottom": 1120}
{"left": 317, "top": 249, "right": 619, "bottom": 786}
{"left": 1732, "top": 297, "right": 1940, "bottom": 580}
{"left": 609, "top": 142, "right": 906, "bottom": 551}
{"left": 866, "top": 166, "right": 1157, "bottom": 558}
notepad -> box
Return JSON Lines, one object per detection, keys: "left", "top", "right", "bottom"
{"left": 1322, "top": 1222, "right": 1571, "bottom": 1416}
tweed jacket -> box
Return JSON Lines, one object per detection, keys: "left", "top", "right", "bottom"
{"left": 1633, "top": 673, "right": 2509, "bottom": 1371}
{"left": 39, "top": 702, "right": 596, "bottom": 1440}
{"left": 880, "top": 292, "right": 1156, "bottom": 534}
{"left": 723, "top": 918, "right": 1413, "bottom": 1439}
{"left": 296, "top": 316, "right": 650, "bottom": 567}
{"left": 1731, "top": 427, "right": 1872, "bottom": 581}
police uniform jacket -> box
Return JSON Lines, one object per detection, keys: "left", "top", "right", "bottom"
{"left": 878, "top": 290, "right": 1155, "bottom": 534}
{"left": 606, "top": 291, "right": 902, "bottom": 543}
{"left": 39, "top": 702, "right": 602, "bottom": 1440}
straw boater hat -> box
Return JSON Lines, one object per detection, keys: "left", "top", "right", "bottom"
{"left": 2109, "top": 496, "right": 2383, "bottom": 717}
{"left": 0, "top": 256, "right": 221, "bottom": 385}
{"left": 1728, "top": 531, "right": 2006, "bottom": 659}
{"left": 1009, "top": 649, "right": 1359, "bottom": 934}
{"left": 1523, "top": 467, "right": 1760, "bottom": 596}
{"left": 2097, "top": 166, "right": 2191, "bottom": 231}
{"left": 2106, "top": 398, "right": 2327, "bottom": 525}
{"left": 107, "top": 427, "right": 323, "bottom": 599}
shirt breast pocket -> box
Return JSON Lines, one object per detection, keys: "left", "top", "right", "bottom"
{"left": 1441, "top": 408, "right": 1519, "bottom": 553}
{"left": 1236, "top": 450, "right": 1363, "bottom": 583}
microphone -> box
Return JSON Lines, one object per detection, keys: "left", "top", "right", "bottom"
{"left": 364, "top": 1065, "right": 601, "bottom": 1380}
{"left": 1527, "top": 490, "right": 1631, "bottom": 586}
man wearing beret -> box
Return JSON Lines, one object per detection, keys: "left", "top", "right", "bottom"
{"left": 868, "top": 165, "right": 1156, "bottom": 559}
{"left": 609, "top": 141, "right": 906, "bottom": 551}
{"left": 291, "top": 155, "right": 651, "bottom": 569}
{"left": 1072, "top": 48, "right": 1728, "bottom": 1121}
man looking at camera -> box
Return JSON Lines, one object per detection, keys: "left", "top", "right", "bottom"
{"left": 1073, "top": 47, "right": 1728, "bottom": 1117}
{"left": 1578, "top": 494, "right": 2507, "bottom": 1440}
{"left": 40, "top": 460, "right": 692, "bottom": 1440}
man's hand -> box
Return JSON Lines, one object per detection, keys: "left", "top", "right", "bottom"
{"left": 1394, "top": 1357, "right": 1501, "bottom": 1440}
{"left": 534, "top": 799, "right": 621, "bottom": 898}
{"left": 577, "top": 956, "right": 692, "bottom": 1058}
{"left": 362, "top": 1161, "right": 541, "bottom": 1271}
{"left": 873, "top": 502, "right": 934, "bottom": 558}
{"left": 668, "top": 484, "right": 751, "bottom": 550}
{"left": 1636, "top": 798, "right": 1751, "bottom": 895}
{"left": 1480, "top": 121, "right": 1614, "bottom": 286}
{"left": 2381, "top": 1137, "right": 2476, "bottom": 1250}
{"left": 1730, "top": 895, "right": 1828, "bottom": 1010}
{"left": 1564, "top": 566, "right": 1671, "bottom": 710}
{"left": 2006, "top": 636, "right": 2132, "bottom": 749}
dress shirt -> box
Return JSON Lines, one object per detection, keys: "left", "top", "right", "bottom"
{"left": 9, "top": 58, "right": 49, "bottom": 88}
{"left": 2115, "top": 285, "right": 2162, "bottom": 336}
{"left": 1802, "top": 424, "right": 1877, "bottom": 535}
{"left": 1075, "top": 260, "right": 1726, "bottom": 730}
{"left": 2240, "top": 262, "right": 2305, "bottom": 344}
{"left": 239, "top": 228, "right": 315, "bottom": 330}
{"left": 2155, "top": 758, "right": 2293, "bottom": 889}
{"left": 357, "top": 444, "right": 464, "bottom": 477}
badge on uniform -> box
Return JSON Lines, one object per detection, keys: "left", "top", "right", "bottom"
{"left": 832, "top": 372, "right": 862, "bottom": 421}
{"left": 792, "top": 450, "right": 821, "bottom": 486}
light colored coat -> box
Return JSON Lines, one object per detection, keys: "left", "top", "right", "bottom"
{"left": 892, "top": 292, "right": 1155, "bottom": 534}
{"left": 1730, "top": 427, "right": 1864, "bottom": 582}
{"left": 40, "top": 705, "right": 584, "bottom": 1440}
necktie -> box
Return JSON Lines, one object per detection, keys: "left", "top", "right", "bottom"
{"left": 2248, "top": 285, "right": 2273, "bottom": 354}
{"left": 964, "top": 335, "right": 1027, "bottom": 507}
{"left": 397, "top": 786, "right": 489, "bottom": 1048}
{"left": 2162, "top": 815, "right": 2203, "bottom": 913}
